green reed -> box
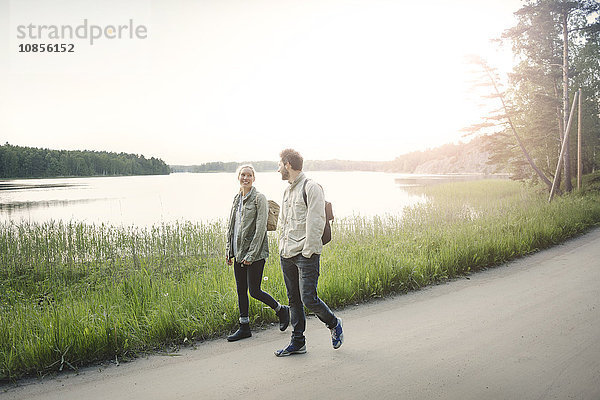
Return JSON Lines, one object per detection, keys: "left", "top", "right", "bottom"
{"left": 1, "top": 179, "right": 600, "bottom": 381}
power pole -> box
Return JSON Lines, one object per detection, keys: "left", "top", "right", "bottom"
{"left": 577, "top": 88, "right": 582, "bottom": 190}
{"left": 550, "top": 90, "right": 579, "bottom": 202}
{"left": 562, "top": 10, "right": 573, "bottom": 192}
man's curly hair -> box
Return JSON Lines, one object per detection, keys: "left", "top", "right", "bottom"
{"left": 279, "top": 148, "right": 303, "bottom": 171}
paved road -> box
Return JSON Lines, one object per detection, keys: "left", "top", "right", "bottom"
{"left": 3, "top": 228, "right": 600, "bottom": 400}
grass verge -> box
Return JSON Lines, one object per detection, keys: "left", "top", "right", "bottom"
{"left": 1, "top": 178, "right": 600, "bottom": 381}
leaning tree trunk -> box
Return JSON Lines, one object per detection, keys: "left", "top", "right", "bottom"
{"left": 483, "top": 63, "right": 553, "bottom": 191}
{"left": 562, "top": 11, "right": 573, "bottom": 192}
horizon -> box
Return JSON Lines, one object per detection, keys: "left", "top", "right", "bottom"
{"left": 4, "top": 136, "right": 479, "bottom": 166}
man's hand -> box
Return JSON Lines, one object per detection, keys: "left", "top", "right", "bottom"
{"left": 226, "top": 257, "right": 233, "bottom": 266}
{"left": 242, "top": 259, "right": 251, "bottom": 266}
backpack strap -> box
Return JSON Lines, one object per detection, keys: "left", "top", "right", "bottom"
{"left": 302, "top": 178, "right": 333, "bottom": 245}
{"left": 303, "top": 178, "right": 325, "bottom": 207}
{"left": 302, "top": 179, "right": 309, "bottom": 206}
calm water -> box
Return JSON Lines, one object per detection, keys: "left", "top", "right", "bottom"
{"left": 0, "top": 172, "right": 429, "bottom": 227}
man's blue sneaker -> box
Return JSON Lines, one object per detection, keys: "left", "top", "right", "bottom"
{"left": 331, "top": 318, "right": 343, "bottom": 349}
{"left": 274, "top": 342, "right": 306, "bottom": 357}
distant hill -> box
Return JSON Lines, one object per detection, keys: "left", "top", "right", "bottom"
{"left": 304, "top": 137, "right": 500, "bottom": 174}
{"left": 303, "top": 159, "right": 388, "bottom": 171}
{"left": 387, "top": 136, "right": 500, "bottom": 174}
{"left": 171, "top": 137, "right": 501, "bottom": 175}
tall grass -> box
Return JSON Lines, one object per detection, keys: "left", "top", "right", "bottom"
{"left": 319, "top": 180, "right": 600, "bottom": 306}
{"left": 1, "top": 179, "right": 600, "bottom": 380}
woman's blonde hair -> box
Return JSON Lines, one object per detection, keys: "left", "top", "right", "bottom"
{"left": 236, "top": 164, "right": 256, "bottom": 178}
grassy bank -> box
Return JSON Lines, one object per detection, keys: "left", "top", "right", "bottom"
{"left": 2, "top": 179, "right": 600, "bottom": 381}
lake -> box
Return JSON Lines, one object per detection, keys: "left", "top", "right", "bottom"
{"left": 0, "top": 171, "right": 435, "bottom": 227}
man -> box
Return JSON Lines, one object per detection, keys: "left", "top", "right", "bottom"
{"left": 274, "top": 148, "right": 343, "bottom": 357}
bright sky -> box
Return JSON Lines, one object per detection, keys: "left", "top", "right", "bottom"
{"left": 0, "top": 0, "right": 523, "bottom": 165}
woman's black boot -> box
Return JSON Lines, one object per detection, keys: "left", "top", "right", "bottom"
{"left": 276, "top": 305, "right": 290, "bottom": 331}
{"left": 227, "top": 323, "right": 252, "bottom": 342}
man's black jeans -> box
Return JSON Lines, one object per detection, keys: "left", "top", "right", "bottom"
{"left": 280, "top": 253, "right": 337, "bottom": 344}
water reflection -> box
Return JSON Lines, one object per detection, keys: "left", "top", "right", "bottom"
{"left": 395, "top": 174, "right": 509, "bottom": 187}
{"left": 0, "top": 182, "right": 81, "bottom": 191}
{"left": 0, "top": 198, "right": 107, "bottom": 213}
{"left": 0, "top": 173, "right": 428, "bottom": 227}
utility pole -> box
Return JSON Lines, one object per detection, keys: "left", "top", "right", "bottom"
{"left": 549, "top": 90, "right": 579, "bottom": 202}
{"left": 577, "top": 88, "right": 582, "bottom": 190}
{"left": 562, "top": 10, "right": 573, "bottom": 192}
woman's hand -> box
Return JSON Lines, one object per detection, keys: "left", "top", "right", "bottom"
{"left": 241, "top": 259, "right": 251, "bottom": 266}
{"left": 226, "top": 257, "right": 233, "bottom": 266}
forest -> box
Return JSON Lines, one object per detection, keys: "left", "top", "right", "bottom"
{"left": 0, "top": 143, "right": 170, "bottom": 178}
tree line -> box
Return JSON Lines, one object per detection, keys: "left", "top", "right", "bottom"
{"left": 170, "top": 141, "right": 491, "bottom": 175}
{"left": 171, "top": 159, "right": 390, "bottom": 173}
{"left": 0, "top": 143, "right": 170, "bottom": 178}
{"left": 170, "top": 161, "right": 278, "bottom": 173}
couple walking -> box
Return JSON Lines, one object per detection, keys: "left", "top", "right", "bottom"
{"left": 225, "top": 148, "right": 344, "bottom": 356}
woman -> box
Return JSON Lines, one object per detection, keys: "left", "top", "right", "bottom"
{"left": 225, "top": 165, "right": 289, "bottom": 341}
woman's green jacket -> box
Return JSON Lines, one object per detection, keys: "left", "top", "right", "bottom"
{"left": 225, "top": 186, "right": 269, "bottom": 263}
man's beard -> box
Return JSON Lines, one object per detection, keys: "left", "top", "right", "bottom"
{"left": 280, "top": 168, "right": 289, "bottom": 181}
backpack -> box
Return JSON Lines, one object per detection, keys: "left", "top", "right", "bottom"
{"left": 252, "top": 193, "right": 280, "bottom": 232}
{"left": 302, "top": 179, "right": 334, "bottom": 245}
{"left": 267, "top": 200, "right": 280, "bottom": 231}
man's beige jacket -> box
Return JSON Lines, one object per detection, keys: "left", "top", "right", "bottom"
{"left": 279, "top": 172, "right": 326, "bottom": 259}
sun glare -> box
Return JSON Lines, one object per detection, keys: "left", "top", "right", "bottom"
{"left": 3, "top": 0, "right": 522, "bottom": 163}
